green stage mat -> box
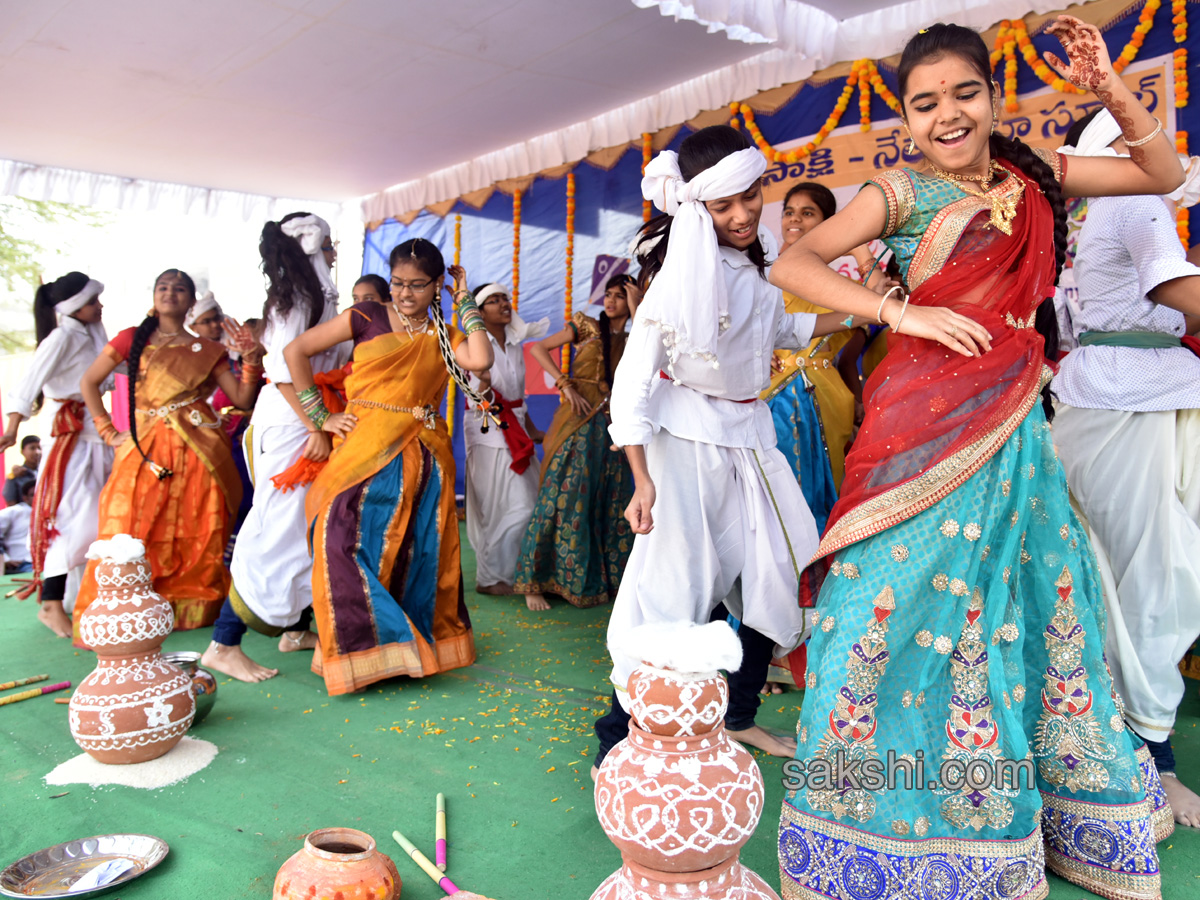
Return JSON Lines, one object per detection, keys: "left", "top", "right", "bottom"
{"left": 1, "top": 528, "right": 1197, "bottom": 898}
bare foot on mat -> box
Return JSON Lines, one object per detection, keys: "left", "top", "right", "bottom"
{"left": 476, "top": 582, "right": 515, "bottom": 596}
{"left": 201, "top": 642, "right": 278, "bottom": 682}
{"left": 760, "top": 681, "right": 786, "bottom": 695}
{"left": 1162, "top": 772, "right": 1200, "bottom": 828}
{"left": 524, "top": 593, "right": 551, "bottom": 611}
{"left": 37, "top": 601, "right": 73, "bottom": 638}
{"left": 279, "top": 630, "right": 319, "bottom": 652}
{"left": 727, "top": 724, "right": 797, "bottom": 757}
{"left": 591, "top": 765, "right": 599, "bottom": 782}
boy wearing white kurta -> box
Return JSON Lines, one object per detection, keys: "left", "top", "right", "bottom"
{"left": 463, "top": 285, "right": 548, "bottom": 594}
{"left": 598, "top": 135, "right": 823, "bottom": 766}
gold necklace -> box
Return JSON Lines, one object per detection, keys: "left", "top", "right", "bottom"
{"left": 391, "top": 303, "right": 430, "bottom": 337}
{"left": 930, "top": 160, "right": 1022, "bottom": 235}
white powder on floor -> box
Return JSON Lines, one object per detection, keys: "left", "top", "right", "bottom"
{"left": 45, "top": 737, "right": 218, "bottom": 789}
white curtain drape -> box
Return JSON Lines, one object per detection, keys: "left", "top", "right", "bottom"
{"left": 0, "top": 158, "right": 341, "bottom": 223}
{"left": 362, "top": 0, "right": 1083, "bottom": 222}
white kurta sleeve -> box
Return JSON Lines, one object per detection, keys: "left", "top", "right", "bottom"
{"left": 5, "top": 328, "right": 69, "bottom": 420}
{"left": 608, "top": 320, "right": 667, "bottom": 448}
{"left": 773, "top": 305, "right": 818, "bottom": 352}
{"left": 262, "top": 308, "right": 310, "bottom": 385}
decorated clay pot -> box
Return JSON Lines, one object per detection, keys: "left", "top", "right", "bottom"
{"left": 591, "top": 621, "right": 777, "bottom": 900}
{"left": 592, "top": 856, "right": 780, "bottom": 900}
{"left": 69, "top": 536, "right": 195, "bottom": 764}
{"left": 273, "top": 828, "right": 400, "bottom": 900}
{"left": 161, "top": 651, "right": 218, "bottom": 725}
{"left": 595, "top": 716, "right": 763, "bottom": 871}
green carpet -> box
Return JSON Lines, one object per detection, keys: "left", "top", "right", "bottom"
{"left": 0, "top": 528, "right": 1197, "bottom": 899}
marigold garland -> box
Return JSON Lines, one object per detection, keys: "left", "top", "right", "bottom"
{"left": 563, "top": 173, "right": 576, "bottom": 373}
{"left": 858, "top": 63, "right": 871, "bottom": 132}
{"left": 641, "top": 133, "right": 653, "bottom": 222}
{"left": 726, "top": 9, "right": 1189, "bottom": 165}
{"left": 511, "top": 188, "right": 522, "bottom": 311}
{"left": 1178, "top": 131, "right": 1190, "bottom": 247}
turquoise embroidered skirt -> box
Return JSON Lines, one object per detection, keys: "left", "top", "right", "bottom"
{"left": 779, "top": 405, "right": 1171, "bottom": 900}
{"left": 769, "top": 376, "right": 838, "bottom": 535}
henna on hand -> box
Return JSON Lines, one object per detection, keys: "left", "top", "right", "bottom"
{"left": 1043, "top": 16, "right": 1112, "bottom": 93}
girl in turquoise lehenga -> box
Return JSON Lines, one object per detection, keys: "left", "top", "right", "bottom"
{"left": 770, "top": 20, "right": 1183, "bottom": 900}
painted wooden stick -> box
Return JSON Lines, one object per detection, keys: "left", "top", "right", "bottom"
{"left": 0, "top": 674, "right": 48, "bottom": 692}
{"left": 435, "top": 793, "right": 447, "bottom": 871}
{"left": 392, "top": 830, "right": 458, "bottom": 895}
{"left": 0, "top": 681, "right": 70, "bottom": 707}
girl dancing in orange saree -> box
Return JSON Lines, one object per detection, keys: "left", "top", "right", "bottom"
{"left": 73, "top": 269, "right": 263, "bottom": 638}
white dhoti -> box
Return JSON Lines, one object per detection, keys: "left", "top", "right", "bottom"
{"left": 1054, "top": 404, "right": 1200, "bottom": 743}
{"left": 606, "top": 430, "right": 817, "bottom": 704}
{"left": 40, "top": 436, "right": 112, "bottom": 612}
{"left": 464, "top": 445, "right": 540, "bottom": 588}
{"left": 228, "top": 420, "right": 314, "bottom": 630}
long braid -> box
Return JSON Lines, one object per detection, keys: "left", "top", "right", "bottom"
{"left": 126, "top": 315, "right": 172, "bottom": 478}
{"left": 990, "top": 132, "right": 1066, "bottom": 421}
{"left": 599, "top": 311, "right": 613, "bottom": 387}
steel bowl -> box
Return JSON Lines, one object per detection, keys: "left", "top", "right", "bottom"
{"left": 159, "top": 651, "right": 217, "bottom": 725}
{"left": 0, "top": 833, "right": 168, "bottom": 898}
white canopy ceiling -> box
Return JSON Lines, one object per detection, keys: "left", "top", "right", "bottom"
{"left": 0, "top": 0, "right": 1078, "bottom": 221}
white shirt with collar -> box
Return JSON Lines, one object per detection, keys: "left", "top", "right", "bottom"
{"left": 6, "top": 316, "right": 110, "bottom": 442}
{"left": 609, "top": 245, "right": 816, "bottom": 449}
{"left": 0, "top": 501, "right": 32, "bottom": 562}
{"left": 465, "top": 314, "right": 549, "bottom": 451}
{"left": 1053, "top": 194, "right": 1200, "bottom": 411}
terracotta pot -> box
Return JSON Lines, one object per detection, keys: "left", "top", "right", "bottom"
{"left": 69, "top": 653, "right": 195, "bottom": 764}
{"left": 595, "top": 722, "right": 764, "bottom": 872}
{"left": 590, "top": 856, "right": 780, "bottom": 900}
{"left": 628, "top": 667, "right": 728, "bottom": 737}
{"left": 77, "top": 560, "right": 173, "bottom": 655}
{"left": 69, "top": 543, "right": 195, "bottom": 764}
{"left": 273, "top": 828, "right": 400, "bottom": 900}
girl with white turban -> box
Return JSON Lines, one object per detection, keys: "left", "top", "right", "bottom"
{"left": 1, "top": 272, "right": 113, "bottom": 636}
{"left": 203, "top": 212, "right": 350, "bottom": 682}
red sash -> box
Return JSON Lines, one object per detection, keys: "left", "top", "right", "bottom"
{"left": 19, "top": 400, "right": 85, "bottom": 600}
{"left": 491, "top": 387, "right": 535, "bottom": 475}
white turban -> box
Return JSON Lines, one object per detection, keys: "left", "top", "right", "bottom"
{"left": 637, "top": 147, "right": 768, "bottom": 373}
{"left": 185, "top": 291, "right": 221, "bottom": 330}
{"left": 281, "top": 214, "right": 338, "bottom": 304}
{"left": 55, "top": 278, "right": 103, "bottom": 316}
{"left": 1059, "top": 110, "right": 1200, "bottom": 206}
{"left": 473, "top": 283, "right": 550, "bottom": 344}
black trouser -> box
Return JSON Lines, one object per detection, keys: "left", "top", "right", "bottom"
{"left": 211, "top": 597, "right": 312, "bottom": 646}
{"left": 593, "top": 606, "right": 775, "bottom": 767}
{"left": 1144, "top": 735, "right": 1176, "bottom": 774}
{"left": 41, "top": 573, "right": 67, "bottom": 602}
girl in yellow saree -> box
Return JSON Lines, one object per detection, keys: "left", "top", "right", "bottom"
{"left": 284, "top": 239, "right": 493, "bottom": 696}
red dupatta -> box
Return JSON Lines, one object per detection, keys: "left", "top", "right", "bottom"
{"left": 815, "top": 160, "right": 1058, "bottom": 563}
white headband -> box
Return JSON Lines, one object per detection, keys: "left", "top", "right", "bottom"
{"left": 636, "top": 147, "right": 768, "bottom": 374}
{"left": 475, "top": 284, "right": 508, "bottom": 306}
{"left": 185, "top": 291, "right": 221, "bottom": 329}
{"left": 281, "top": 214, "right": 338, "bottom": 304}
{"left": 1058, "top": 110, "right": 1123, "bottom": 159}
{"left": 55, "top": 278, "right": 103, "bottom": 316}
{"left": 1059, "top": 109, "right": 1200, "bottom": 205}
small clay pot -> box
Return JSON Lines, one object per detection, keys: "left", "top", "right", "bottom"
{"left": 273, "top": 828, "right": 400, "bottom": 900}
{"left": 628, "top": 667, "right": 728, "bottom": 737}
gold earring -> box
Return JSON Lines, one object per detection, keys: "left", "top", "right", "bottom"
{"left": 903, "top": 126, "right": 916, "bottom": 154}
